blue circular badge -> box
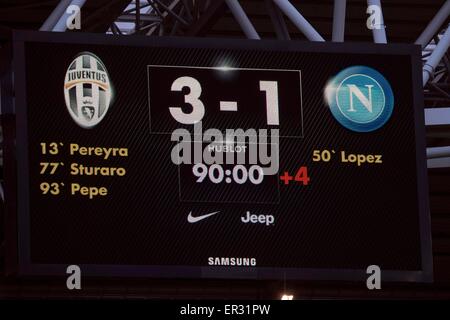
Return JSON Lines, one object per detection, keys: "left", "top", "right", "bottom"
{"left": 325, "top": 66, "right": 394, "bottom": 132}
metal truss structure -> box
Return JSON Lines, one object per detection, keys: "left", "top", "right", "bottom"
{"left": 423, "top": 30, "right": 450, "bottom": 107}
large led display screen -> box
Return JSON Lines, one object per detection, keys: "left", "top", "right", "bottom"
{"left": 7, "top": 31, "right": 432, "bottom": 281}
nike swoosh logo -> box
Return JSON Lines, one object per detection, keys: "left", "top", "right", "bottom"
{"left": 187, "top": 211, "right": 220, "bottom": 223}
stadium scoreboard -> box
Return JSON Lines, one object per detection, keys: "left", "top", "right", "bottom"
{"left": 4, "top": 31, "right": 432, "bottom": 281}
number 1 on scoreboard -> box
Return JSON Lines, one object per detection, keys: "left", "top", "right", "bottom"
{"left": 259, "top": 81, "right": 279, "bottom": 126}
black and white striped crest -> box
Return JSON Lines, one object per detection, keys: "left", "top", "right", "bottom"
{"left": 64, "top": 52, "right": 113, "bottom": 128}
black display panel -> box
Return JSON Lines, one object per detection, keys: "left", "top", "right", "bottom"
{"left": 9, "top": 31, "right": 432, "bottom": 281}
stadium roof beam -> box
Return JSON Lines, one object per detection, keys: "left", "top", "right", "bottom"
{"left": 180, "top": 0, "right": 193, "bottom": 22}
{"left": 185, "top": 0, "right": 226, "bottom": 36}
{"left": 40, "top": 0, "right": 73, "bottom": 31}
{"left": 151, "top": 0, "right": 189, "bottom": 27}
{"left": 425, "top": 108, "right": 450, "bottom": 126}
{"left": 416, "top": 0, "right": 450, "bottom": 48}
{"left": 116, "top": 14, "right": 162, "bottom": 23}
{"left": 110, "top": 22, "right": 123, "bottom": 35}
{"left": 225, "top": 0, "right": 260, "bottom": 39}
{"left": 427, "top": 146, "right": 450, "bottom": 159}
{"left": 136, "top": 0, "right": 141, "bottom": 31}
{"left": 427, "top": 157, "right": 450, "bottom": 168}
{"left": 272, "top": 0, "right": 324, "bottom": 42}
{"left": 423, "top": 24, "right": 450, "bottom": 86}
{"left": 145, "top": 0, "right": 182, "bottom": 36}
{"left": 367, "top": 0, "right": 387, "bottom": 43}
{"left": 265, "top": 0, "right": 290, "bottom": 40}
{"left": 122, "top": 2, "right": 152, "bottom": 14}
{"left": 332, "top": 0, "right": 346, "bottom": 42}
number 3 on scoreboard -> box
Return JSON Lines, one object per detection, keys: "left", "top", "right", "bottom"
{"left": 169, "top": 76, "right": 280, "bottom": 126}
{"left": 169, "top": 76, "right": 205, "bottom": 124}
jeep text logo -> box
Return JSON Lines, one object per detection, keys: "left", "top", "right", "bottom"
{"left": 241, "top": 211, "right": 274, "bottom": 226}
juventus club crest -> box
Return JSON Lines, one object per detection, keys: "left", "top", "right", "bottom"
{"left": 64, "top": 52, "right": 113, "bottom": 128}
